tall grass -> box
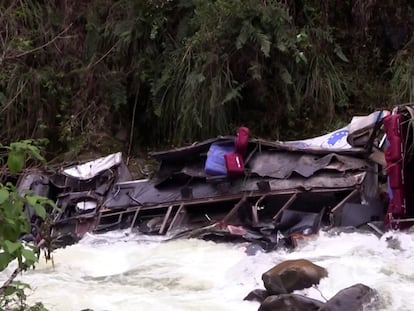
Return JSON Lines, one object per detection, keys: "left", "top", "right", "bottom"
{"left": 391, "top": 37, "right": 414, "bottom": 105}
{"left": 1, "top": 0, "right": 411, "bottom": 153}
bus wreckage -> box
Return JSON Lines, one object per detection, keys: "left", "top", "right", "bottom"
{"left": 18, "top": 105, "right": 414, "bottom": 250}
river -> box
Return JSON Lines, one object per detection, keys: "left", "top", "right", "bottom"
{"left": 2, "top": 230, "right": 414, "bottom": 311}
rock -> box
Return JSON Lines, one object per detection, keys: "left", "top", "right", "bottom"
{"left": 244, "top": 243, "right": 265, "bottom": 256}
{"left": 243, "top": 289, "right": 270, "bottom": 302}
{"left": 407, "top": 224, "right": 414, "bottom": 233}
{"left": 319, "top": 283, "right": 376, "bottom": 311}
{"left": 20, "top": 233, "right": 36, "bottom": 242}
{"left": 385, "top": 236, "right": 403, "bottom": 250}
{"left": 262, "top": 259, "right": 328, "bottom": 295}
{"left": 51, "top": 232, "right": 80, "bottom": 249}
{"left": 139, "top": 216, "right": 164, "bottom": 233}
{"left": 258, "top": 294, "right": 324, "bottom": 311}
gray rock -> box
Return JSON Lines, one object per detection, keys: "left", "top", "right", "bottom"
{"left": 243, "top": 289, "right": 270, "bottom": 302}
{"left": 385, "top": 236, "right": 403, "bottom": 250}
{"left": 258, "top": 294, "right": 324, "bottom": 311}
{"left": 319, "top": 283, "right": 376, "bottom": 311}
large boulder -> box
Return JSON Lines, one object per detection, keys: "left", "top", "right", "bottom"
{"left": 319, "top": 283, "right": 376, "bottom": 311}
{"left": 262, "top": 259, "right": 328, "bottom": 295}
{"left": 258, "top": 294, "right": 324, "bottom": 311}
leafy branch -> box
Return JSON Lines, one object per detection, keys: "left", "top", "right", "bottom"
{"left": 0, "top": 140, "right": 54, "bottom": 310}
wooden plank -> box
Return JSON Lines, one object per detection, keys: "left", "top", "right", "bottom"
{"left": 167, "top": 203, "right": 186, "bottom": 234}
{"left": 329, "top": 189, "right": 360, "bottom": 227}
{"left": 129, "top": 206, "right": 141, "bottom": 230}
{"left": 331, "top": 189, "right": 359, "bottom": 213}
{"left": 251, "top": 194, "right": 267, "bottom": 226}
{"left": 272, "top": 192, "right": 298, "bottom": 222}
{"left": 222, "top": 195, "right": 247, "bottom": 224}
{"left": 159, "top": 205, "right": 174, "bottom": 235}
{"left": 251, "top": 205, "right": 259, "bottom": 226}
{"left": 100, "top": 208, "right": 138, "bottom": 218}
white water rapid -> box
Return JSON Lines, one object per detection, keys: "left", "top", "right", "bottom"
{"left": 2, "top": 230, "right": 414, "bottom": 311}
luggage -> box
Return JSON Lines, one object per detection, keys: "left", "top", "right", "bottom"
{"left": 205, "top": 126, "right": 250, "bottom": 177}
{"left": 235, "top": 126, "right": 250, "bottom": 157}
{"left": 224, "top": 153, "right": 245, "bottom": 176}
{"left": 205, "top": 143, "right": 234, "bottom": 176}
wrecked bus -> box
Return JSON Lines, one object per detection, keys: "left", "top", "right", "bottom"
{"left": 16, "top": 105, "right": 414, "bottom": 249}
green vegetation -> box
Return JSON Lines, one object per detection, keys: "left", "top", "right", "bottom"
{"left": 0, "top": 140, "right": 52, "bottom": 311}
{"left": 0, "top": 0, "right": 413, "bottom": 155}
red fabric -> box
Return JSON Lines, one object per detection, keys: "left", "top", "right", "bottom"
{"left": 390, "top": 189, "right": 405, "bottom": 216}
{"left": 225, "top": 153, "right": 245, "bottom": 176}
{"left": 383, "top": 114, "right": 402, "bottom": 137}
{"left": 386, "top": 162, "right": 403, "bottom": 189}
{"left": 385, "top": 135, "right": 402, "bottom": 162}
{"left": 383, "top": 113, "right": 406, "bottom": 229}
{"left": 385, "top": 193, "right": 406, "bottom": 230}
{"left": 227, "top": 225, "right": 247, "bottom": 235}
{"left": 383, "top": 114, "right": 403, "bottom": 162}
{"left": 235, "top": 126, "right": 250, "bottom": 157}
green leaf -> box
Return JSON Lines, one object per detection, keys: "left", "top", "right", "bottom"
{"left": 7, "top": 150, "right": 25, "bottom": 173}
{"left": 21, "top": 248, "right": 38, "bottom": 266}
{"left": 257, "top": 33, "right": 271, "bottom": 57}
{"left": 249, "top": 61, "right": 262, "bottom": 81}
{"left": 4, "top": 240, "right": 22, "bottom": 254}
{"left": 236, "top": 22, "right": 251, "bottom": 49}
{"left": 276, "top": 41, "right": 287, "bottom": 52}
{"left": 26, "top": 146, "right": 45, "bottom": 162}
{"left": 5, "top": 218, "right": 16, "bottom": 226}
{"left": 26, "top": 196, "right": 46, "bottom": 218}
{"left": 295, "top": 51, "right": 307, "bottom": 64}
{"left": 0, "top": 187, "right": 9, "bottom": 204}
{"left": 0, "top": 252, "right": 12, "bottom": 270}
{"left": 334, "top": 45, "right": 349, "bottom": 63}
{"left": 3, "top": 285, "right": 18, "bottom": 296}
{"left": 279, "top": 66, "right": 293, "bottom": 84}
{"left": 2, "top": 222, "right": 21, "bottom": 241}
{"left": 32, "top": 203, "right": 46, "bottom": 219}
{"left": 11, "top": 280, "right": 31, "bottom": 289}
{"left": 219, "top": 85, "right": 243, "bottom": 106}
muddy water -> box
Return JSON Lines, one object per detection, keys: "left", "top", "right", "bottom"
{"left": 2, "top": 230, "right": 414, "bottom": 311}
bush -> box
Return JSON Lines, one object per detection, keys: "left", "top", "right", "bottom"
{"left": 0, "top": 140, "right": 54, "bottom": 311}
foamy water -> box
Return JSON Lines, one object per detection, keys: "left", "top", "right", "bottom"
{"left": 2, "top": 230, "right": 414, "bottom": 311}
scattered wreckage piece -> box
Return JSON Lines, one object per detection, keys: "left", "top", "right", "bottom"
{"left": 17, "top": 152, "right": 132, "bottom": 247}
{"left": 19, "top": 107, "right": 414, "bottom": 249}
